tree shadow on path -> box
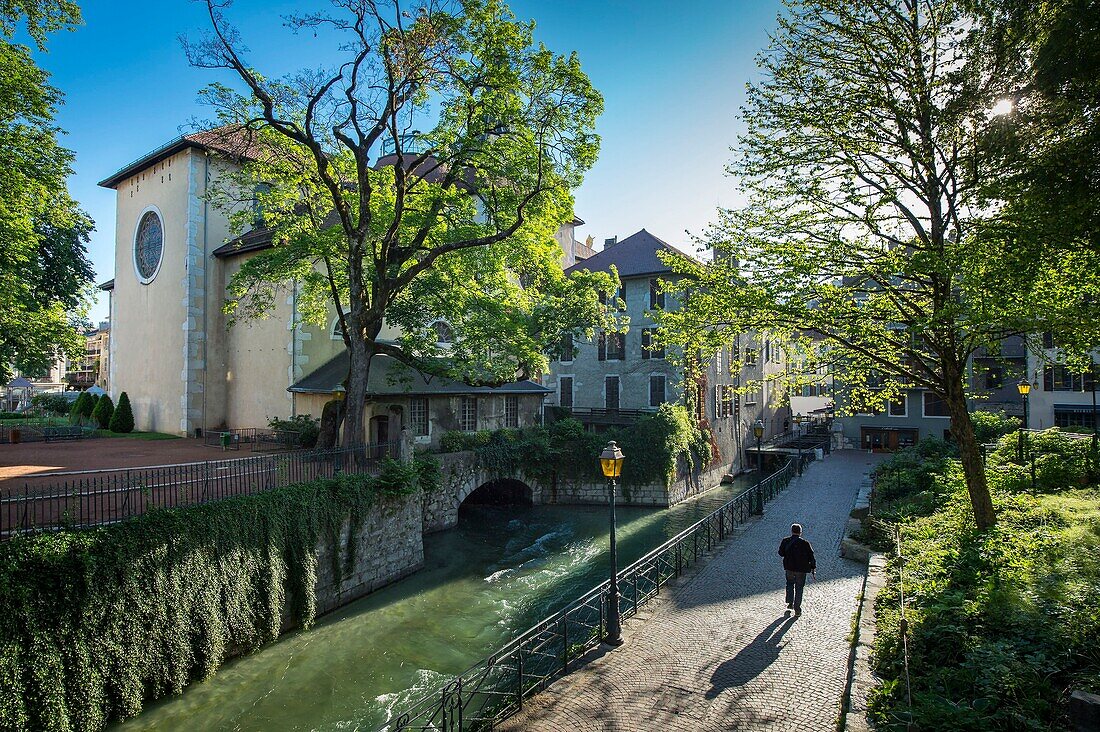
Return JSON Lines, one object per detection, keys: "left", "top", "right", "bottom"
{"left": 704, "top": 614, "right": 798, "bottom": 699}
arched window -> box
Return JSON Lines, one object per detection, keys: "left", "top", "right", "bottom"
{"left": 331, "top": 317, "right": 345, "bottom": 340}
{"left": 432, "top": 321, "right": 454, "bottom": 344}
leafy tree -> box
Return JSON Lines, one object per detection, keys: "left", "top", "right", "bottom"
{"left": 186, "top": 0, "right": 612, "bottom": 447}
{"left": 109, "top": 391, "right": 134, "bottom": 433}
{"left": 92, "top": 393, "right": 113, "bottom": 428}
{"left": 657, "top": 0, "right": 1082, "bottom": 530}
{"left": 0, "top": 1, "right": 96, "bottom": 382}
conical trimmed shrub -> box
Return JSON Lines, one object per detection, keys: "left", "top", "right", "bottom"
{"left": 109, "top": 392, "right": 134, "bottom": 433}
{"left": 92, "top": 395, "right": 114, "bottom": 429}
{"left": 70, "top": 392, "right": 92, "bottom": 425}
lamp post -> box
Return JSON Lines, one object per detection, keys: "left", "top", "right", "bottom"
{"left": 793, "top": 414, "right": 804, "bottom": 475}
{"left": 753, "top": 419, "right": 765, "bottom": 515}
{"left": 599, "top": 440, "right": 625, "bottom": 646}
{"left": 333, "top": 385, "right": 346, "bottom": 473}
{"left": 1018, "top": 380, "right": 1034, "bottom": 491}
{"left": 1092, "top": 360, "right": 1098, "bottom": 483}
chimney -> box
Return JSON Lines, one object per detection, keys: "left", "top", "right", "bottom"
{"left": 604, "top": 236, "right": 618, "bottom": 248}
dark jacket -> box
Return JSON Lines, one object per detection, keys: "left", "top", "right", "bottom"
{"left": 778, "top": 535, "right": 816, "bottom": 573}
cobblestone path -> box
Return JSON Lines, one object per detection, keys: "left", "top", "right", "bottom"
{"left": 498, "top": 450, "right": 884, "bottom": 732}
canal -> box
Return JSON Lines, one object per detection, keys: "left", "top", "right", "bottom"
{"left": 114, "top": 476, "right": 753, "bottom": 731}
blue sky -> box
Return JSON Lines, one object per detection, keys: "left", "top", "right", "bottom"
{"left": 34, "top": 0, "right": 783, "bottom": 322}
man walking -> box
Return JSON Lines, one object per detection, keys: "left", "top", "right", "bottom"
{"left": 778, "top": 523, "right": 816, "bottom": 616}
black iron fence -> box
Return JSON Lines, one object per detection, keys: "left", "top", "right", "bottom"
{"left": 1, "top": 442, "right": 400, "bottom": 540}
{"left": 384, "top": 459, "right": 797, "bottom": 731}
{"left": 202, "top": 427, "right": 305, "bottom": 452}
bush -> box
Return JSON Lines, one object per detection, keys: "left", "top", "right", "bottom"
{"left": 0, "top": 412, "right": 24, "bottom": 420}
{"left": 91, "top": 395, "right": 114, "bottom": 429}
{"left": 987, "top": 428, "right": 1091, "bottom": 492}
{"left": 268, "top": 414, "right": 320, "bottom": 448}
{"left": 108, "top": 392, "right": 134, "bottom": 433}
{"left": 970, "top": 410, "right": 1021, "bottom": 444}
{"left": 69, "top": 392, "right": 94, "bottom": 425}
{"left": 31, "top": 394, "right": 70, "bottom": 415}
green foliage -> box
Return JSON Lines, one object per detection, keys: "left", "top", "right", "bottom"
{"left": 108, "top": 391, "right": 133, "bottom": 433}
{"left": 190, "top": 0, "right": 610, "bottom": 444}
{"left": 268, "top": 414, "right": 320, "bottom": 448}
{"left": 438, "top": 404, "right": 710, "bottom": 489}
{"left": 30, "top": 392, "right": 68, "bottom": 415}
{"left": 987, "top": 428, "right": 1093, "bottom": 493}
{"left": 0, "top": 2, "right": 95, "bottom": 384}
{"left": 0, "top": 455, "right": 440, "bottom": 731}
{"left": 868, "top": 440, "right": 1100, "bottom": 729}
{"left": 68, "top": 391, "right": 91, "bottom": 424}
{"left": 970, "top": 410, "right": 1021, "bottom": 444}
{"left": 91, "top": 394, "right": 113, "bottom": 429}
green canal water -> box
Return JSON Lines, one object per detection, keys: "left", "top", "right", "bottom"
{"left": 114, "top": 476, "right": 752, "bottom": 732}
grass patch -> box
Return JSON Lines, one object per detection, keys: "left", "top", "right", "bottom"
{"left": 90, "top": 430, "right": 180, "bottom": 441}
{"left": 866, "top": 433, "right": 1100, "bottom": 731}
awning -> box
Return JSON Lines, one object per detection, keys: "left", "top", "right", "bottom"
{"left": 1054, "top": 403, "right": 1099, "bottom": 414}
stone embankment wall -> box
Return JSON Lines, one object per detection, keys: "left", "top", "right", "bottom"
{"left": 313, "top": 495, "right": 425, "bottom": 618}
{"left": 423, "top": 451, "right": 732, "bottom": 534}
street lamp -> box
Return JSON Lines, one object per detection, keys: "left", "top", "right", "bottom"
{"left": 1018, "top": 380, "right": 1034, "bottom": 491}
{"left": 753, "top": 419, "right": 765, "bottom": 515}
{"left": 599, "top": 440, "right": 625, "bottom": 646}
{"left": 793, "top": 414, "right": 804, "bottom": 475}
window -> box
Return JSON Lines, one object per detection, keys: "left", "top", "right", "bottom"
{"left": 599, "top": 331, "right": 625, "bottom": 361}
{"left": 641, "top": 328, "right": 664, "bottom": 359}
{"left": 459, "top": 396, "right": 478, "bottom": 431}
{"left": 252, "top": 182, "right": 272, "bottom": 226}
{"left": 559, "top": 333, "right": 574, "bottom": 363}
{"left": 650, "top": 375, "right": 666, "bottom": 407}
{"left": 888, "top": 397, "right": 907, "bottom": 417}
{"left": 331, "top": 317, "right": 345, "bottom": 341}
{"left": 1042, "top": 331, "right": 1055, "bottom": 349}
{"left": 744, "top": 347, "right": 758, "bottom": 366}
{"left": 433, "top": 321, "right": 454, "bottom": 344}
{"left": 713, "top": 384, "right": 735, "bottom": 418}
{"left": 133, "top": 208, "right": 164, "bottom": 283}
{"left": 744, "top": 386, "right": 761, "bottom": 405}
{"left": 1055, "top": 410, "right": 1098, "bottom": 428}
{"left": 763, "top": 340, "right": 771, "bottom": 364}
{"left": 1044, "top": 365, "right": 1095, "bottom": 392}
{"left": 505, "top": 395, "right": 519, "bottom": 428}
{"left": 409, "top": 397, "right": 429, "bottom": 436}
{"left": 715, "top": 348, "right": 723, "bottom": 374}
{"left": 605, "top": 376, "right": 620, "bottom": 411}
{"left": 983, "top": 366, "right": 1003, "bottom": 390}
{"left": 600, "top": 288, "right": 627, "bottom": 312}
{"left": 560, "top": 377, "right": 573, "bottom": 409}
{"left": 922, "top": 392, "right": 950, "bottom": 417}
{"left": 649, "top": 278, "right": 665, "bottom": 309}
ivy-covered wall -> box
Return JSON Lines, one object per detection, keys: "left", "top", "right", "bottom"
{"left": 0, "top": 460, "right": 434, "bottom": 732}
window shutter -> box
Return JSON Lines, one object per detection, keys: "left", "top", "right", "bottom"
{"left": 641, "top": 329, "right": 651, "bottom": 359}
{"left": 714, "top": 385, "right": 723, "bottom": 418}
{"left": 1043, "top": 366, "right": 1053, "bottom": 391}
{"left": 598, "top": 332, "right": 606, "bottom": 361}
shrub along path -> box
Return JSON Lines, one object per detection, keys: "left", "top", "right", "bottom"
{"left": 498, "top": 450, "right": 885, "bottom": 732}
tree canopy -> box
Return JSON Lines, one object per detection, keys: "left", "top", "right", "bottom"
{"left": 658, "top": 0, "right": 1097, "bottom": 530}
{"left": 0, "top": 0, "right": 95, "bottom": 382}
{"left": 189, "top": 0, "right": 612, "bottom": 446}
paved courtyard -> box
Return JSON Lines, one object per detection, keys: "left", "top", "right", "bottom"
{"left": 499, "top": 450, "right": 884, "bottom": 732}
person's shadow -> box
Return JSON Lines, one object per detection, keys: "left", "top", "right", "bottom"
{"left": 704, "top": 615, "right": 798, "bottom": 699}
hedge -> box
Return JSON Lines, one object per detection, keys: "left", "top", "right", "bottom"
{"left": 0, "top": 457, "right": 437, "bottom": 731}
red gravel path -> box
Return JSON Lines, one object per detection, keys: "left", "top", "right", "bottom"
{"left": 0, "top": 438, "right": 253, "bottom": 492}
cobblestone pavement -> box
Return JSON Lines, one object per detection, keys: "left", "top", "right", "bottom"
{"left": 498, "top": 450, "right": 885, "bottom": 732}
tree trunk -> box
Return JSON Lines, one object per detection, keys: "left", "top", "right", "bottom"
{"left": 316, "top": 398, "right": 345, "bottom": 449}
{"left": 342, "top": 336, "right": 372, "bottom": 449}
{"left": 943, "top": 366, "right": 997, "bottom": 530}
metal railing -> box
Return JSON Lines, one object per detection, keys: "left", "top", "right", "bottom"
{"left": 384, "top": 459, "right": 797, "bottom": 731}
{"left": 202, "top": 427, "right": 305, "bottom": 452}
{"left": 1, "top": 442, "right": 400, "bottom": 540}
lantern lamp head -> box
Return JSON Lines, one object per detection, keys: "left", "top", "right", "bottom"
{"left": 1017, "top": 380, "right": 1031, "bottom": 396}
{"left": 753, "top": 420, "right": 765, "bottom": 440}
{"left": 599, "top": 440, "right": 625, "bottom": 479}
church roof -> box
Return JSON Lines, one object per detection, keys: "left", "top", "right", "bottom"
{"left": 563, "top": 229, "right": 694, "bottom": 279}
{"left": 98, "top": 126, "right": 262, "bottom": 189}
{"left": 288, "top": 351, "right": 552, "bottom": 397}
